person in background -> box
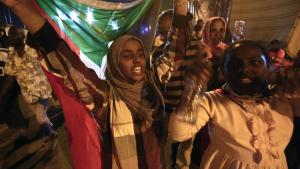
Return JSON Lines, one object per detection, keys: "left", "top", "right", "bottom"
{"left": 4, "top": 26, "right": 52, "bottom": 127}
{"left": 191, "top": 18, "right": 229, "bottom": 168}
{"left": 267, "top": 39, "right": 293, "bottom": 71}
{"left": 192, "top": 19, "right": 204, "bottom": 40}
{"left": 0, "top": 46, "right": 24, "bottom": 127}
{"left": 200, "top": 16, "right": 228, "bottom": 91}
{"left": 162, "top": 2, "right": 226, "bottom": 169}
{"left": 0, "top": 26, "right": 68, "bottom": 169}
{"left": 0, "top": 25, "right": 28, "bottom": 129}
{"left": 152, "top": 9, "right": 173, "bottom": 60}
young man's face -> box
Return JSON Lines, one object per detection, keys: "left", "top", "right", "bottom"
{"left": 224, "top": 45, "right": 269, "bottom": 95}
{"left": 196, "top": 19, "right": 204, "bottom": 28}
{"left": 118, "top": 39, "right": 146, "bottom": 83}
{"left": 156, "top": 16, "right": 172, "bottom": 42}
{"left": 8, "top": 28, "right": 25, "bottom": 47}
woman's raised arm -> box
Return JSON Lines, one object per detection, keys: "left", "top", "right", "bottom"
{"left": 155, "top": 0, "right": 190, "bottom": 83}
{"left": 1, "top": 0, "right": 45, "bottom": 34}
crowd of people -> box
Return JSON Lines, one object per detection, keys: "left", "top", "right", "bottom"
{"left": 0, "top": 0, "right": 299, "bottom": 169}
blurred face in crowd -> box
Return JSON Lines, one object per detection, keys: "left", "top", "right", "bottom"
{"left": 209, "top": 19, "right": 225, "bottom": 46}
{"left": 196, "top": 19, "right": 204, "bottom": 29}
{"left": 194, "top": 19, "right": 204, "bottom": 32}
{"left": 118, "top": 39, "right": 146, "bottom": 83}
{"left": 223, "top": 42, "right": 269, "bottom": 95}
{"left": 8, "top": 27, "right": 25, "bottom": 48}
{"left": 156, "top": 15, "right": 172, "bottom": 42}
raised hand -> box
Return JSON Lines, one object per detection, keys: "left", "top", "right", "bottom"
{"left": 186, "top": 44, "right": 213, "bottom": 86}
{"left": 1, "top": 0, "right": 45, "bottom": 33}
{"left": 1, "top": 0, "right": 22, "bottom": 9}
{"left": 174, "top": 0, "right": 188, "bottom": 16}
{"left": 175, "top": 53, "right": 213, "bottom": 124}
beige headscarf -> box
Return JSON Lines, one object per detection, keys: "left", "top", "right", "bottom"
{"left": 202, "top": 17, "right": 228, "bottom": 57}
{"left": 105, "top": 35, "right": 163, "bottom": 122}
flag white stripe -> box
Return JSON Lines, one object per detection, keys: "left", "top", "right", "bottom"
{"left": 75, "top": 0, "right": 144, "bottom": 10}
{"left": 79, "top": 51, "right": 107, "bottom": 79}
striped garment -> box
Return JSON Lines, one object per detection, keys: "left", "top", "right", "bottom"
{"left": 162, "top": 34, "right": 206, "bottom": 169}
{"left": 164, "top": 38, "right": 202, "bottom": 114}
{"left": 163, "top": 16, "right": 228, "bottom": 169}
{"left": 162, "top": 27, "right": 211, "bottom": 169}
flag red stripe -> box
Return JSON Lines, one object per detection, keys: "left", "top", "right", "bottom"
{"left": 43, "top": 69, "right": 102, "bottom": 169}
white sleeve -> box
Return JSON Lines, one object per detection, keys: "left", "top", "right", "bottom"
{"left": 168, "top": 93, "right": 213, "bottom": 141}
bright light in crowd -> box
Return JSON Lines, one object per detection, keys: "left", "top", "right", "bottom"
{"left": 110, "top": 21, "right": 119, "bottom": 31}
{"left": 70, "top": 11, "right": 79, "bottom": 21}
{"left": 86, "top": 9, "right": 94, "bottom": 24}
{"left": 141, "top": 25, "right": 151, "bottom": 34}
